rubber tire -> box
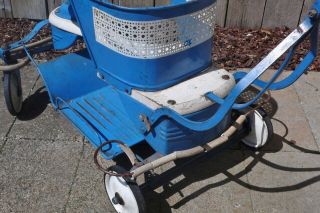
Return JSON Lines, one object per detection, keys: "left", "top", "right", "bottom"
{"left": 104, "top": 165, "right": 146, "bottom": 213}
{"left": 3, "top": 70, "right": 23, "bottom": 116}
{"left": 242, "top": 108, "right": 274, "bottom": 149}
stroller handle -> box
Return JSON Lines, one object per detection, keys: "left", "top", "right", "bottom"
{"left": 0, "top": 20, "right": 49, "bottom": 57}
{"left": 148, "top": 5, "right": 320, "bottom": 132}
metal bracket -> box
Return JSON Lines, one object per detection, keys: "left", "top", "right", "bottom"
{"left": 139, "top": 114, "right": 152, "bottom": 132}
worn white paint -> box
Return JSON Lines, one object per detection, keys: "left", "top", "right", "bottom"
{"left": 132, "top": 68, "right": 236, "bottom": 115}
{"left": 49, "top": 7, "right": 82, "bottom": 36}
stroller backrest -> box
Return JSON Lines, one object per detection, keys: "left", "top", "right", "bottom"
{"left": 70, "top": 0, "right": 216, "bottom": 91}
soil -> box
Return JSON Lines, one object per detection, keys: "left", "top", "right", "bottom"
{"left": 0, "top": 18, "right": 319, "bottom": 71}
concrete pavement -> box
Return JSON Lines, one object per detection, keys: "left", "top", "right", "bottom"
{"left": 0, "top": 66, "right": 320, "bottom": 213}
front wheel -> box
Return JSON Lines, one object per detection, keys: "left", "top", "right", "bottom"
{"left": 3, "top": 70, "right": 23, "bottom": 116}
{"left": 241, "top": 109, "right": 274, "bottom": 148}
{"left": 104, "top": 165, "right": 146, "bottom": 213}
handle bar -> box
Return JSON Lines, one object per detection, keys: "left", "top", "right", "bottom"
{"left": 147, "top": 7, "right": 320, "bottom": 132}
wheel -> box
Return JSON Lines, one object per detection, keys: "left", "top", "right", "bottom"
{"left": 242, "top": 109, "right": 273, "bottom": 148}
{"left": 104, "top": 165, "right": 146, "bottom": 213}
{"left": 3, "top": 70, "right": 23, "bottom": 116}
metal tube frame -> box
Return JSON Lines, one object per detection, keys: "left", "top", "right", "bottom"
{"left": 0, "top": 0, "right": 319, "bottom": 180}
{"left": 0, "top": 20, "right": 52, "bottom": 70}
{"left": 147, "top": 3, "right": 320, "bottom": 133}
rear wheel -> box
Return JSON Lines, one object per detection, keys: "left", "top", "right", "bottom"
{"left": 104, "top": 165, "right": 146, "bottom": 213}
{"left": 242, "top": 109, "right": 273, "bottom": 148}
{"left": 3, "top": 70, "right": 23, "bottom": 116}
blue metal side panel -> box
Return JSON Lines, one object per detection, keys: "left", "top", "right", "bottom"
{"left": 37, "top": 50, "right": 233, "bottom": 157}
{"left": 95, "top": 40, "right": 212, "bottom": 91}
{"left": 69, "top": 0, "right": 214, "bottom": 91}
{"left": 51, "top": 26, "right": 79, "bottom": 50}
{"left": 146, "top": 105, "right": 232, "bottom": 155}
{"left": 87, "top": 0, "right": 215, "bottom": 21}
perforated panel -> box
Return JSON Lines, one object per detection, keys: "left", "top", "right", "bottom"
{"left": 93, "top": 4, "right": 216, "bottom": 59}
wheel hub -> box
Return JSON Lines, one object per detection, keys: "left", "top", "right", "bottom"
{"left": 112, "top": 192, "right": 125, "bottom": 205}
{"left": 104, "top": 165, "right": 146, "bottom": 213}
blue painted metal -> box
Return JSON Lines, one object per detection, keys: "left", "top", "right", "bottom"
{"left": 7, "top": 20, "right": 49, "bottom": 50}
{"left": 36, "top": 50, "right": 233, "bottom": 156}
{"left": 146, "top": 104, "right": 232, "bottom": 155}
{"left": 54, "top": 0, "right": 75, "bottom": 20}
{"left": 51, "top": 26, "right": 79, "bottom": 50}
{"left": 69, "top": 0, "right": 215, "bottom": 92}
{"left": 1, "top": 0, "right": 319, "bottom": 159}
{"left": 232, "top": 54, "right": 315, "bottom": 91}
{"left": 207, "top": 46, "right": 297, "bottom": 110}
{"left": 232, "top": 18, "right": 319, "bottom": 93}
{"left": 51, "top": 1, "right": 79, "bottom": 50}
{"left": 0, "top": 19, "right": 50, "bottom": 60}
{"left": 37, "top": 51, "right": 149, "bottom": 158}
{"left": 0, "top": 48, "right": 4, "bottom": 60}
{"left": 147, "top": 14, "right": 319, "bottom": 132}
{"left": 90, "top": 0, "right": 214, "bottom": 18}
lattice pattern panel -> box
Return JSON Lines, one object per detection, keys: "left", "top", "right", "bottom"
{"left": 93, "top": 4, "right": 216, "bottom": 59}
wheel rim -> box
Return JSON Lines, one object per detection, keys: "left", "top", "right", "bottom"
{"left": 242, "top": 110, "right": 272, "bottom": 148}
{"left": 105, "top": 174, "right": 140, "bottom": 213}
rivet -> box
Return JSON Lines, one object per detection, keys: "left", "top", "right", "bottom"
{"left": 308, "top": 9, "right": 318, "bottom": 18}
{"left": 222, "top": 75, "right": 230, "bottom": 80}
{"left": 167, "top": 100, "right": 176, "bottom": 105}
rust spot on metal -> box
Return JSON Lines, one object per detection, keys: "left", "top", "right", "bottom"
{"left": 308, "top": 9, "right": 318, "bottom": 19}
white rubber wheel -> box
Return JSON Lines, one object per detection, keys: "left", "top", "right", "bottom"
{"left": 104, "top": 165, "right": 146, "bottom": 213}
{"left": 242, "top": 109, "right": 273, "bottom": 148}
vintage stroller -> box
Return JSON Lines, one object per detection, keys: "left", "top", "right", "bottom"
{"left": 1, "top": 0, "right": 319, "bottom": 212}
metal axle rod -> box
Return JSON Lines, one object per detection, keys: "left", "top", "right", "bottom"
{"left": 0, "top": 37, "right": 52, "bottom": 72}
{"left": 131, "top": 114, "right": 247, "bottom": 178}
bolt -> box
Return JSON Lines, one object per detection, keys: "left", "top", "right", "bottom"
{"left": 112, "top": 192, "right": 124, "bottom": 205}
{"left": 167, "top": 100, "right": 176, "bottom": 105}
{"left": 308, "top": 9, "right": 318, "bottom": 19}
{"left": 222, "top": 75, "right": 230, "bottom": 80}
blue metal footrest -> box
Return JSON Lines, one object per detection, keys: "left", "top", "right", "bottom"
{"left": 38, "top": 50, "right": 145, "bottom": 159}
{"left": 61, "top": 87, "right": 145, "bottom": 158}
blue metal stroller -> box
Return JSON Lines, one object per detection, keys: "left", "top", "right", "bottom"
{"left": 1, "top": 0, "right": 319, "bottom": 212}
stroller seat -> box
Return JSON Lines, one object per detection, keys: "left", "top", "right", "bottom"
{"left": 132, "top": 68, "right": 235, "bottom": 115}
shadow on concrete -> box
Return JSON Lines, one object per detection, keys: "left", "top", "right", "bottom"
{"left": 135, "top": 97, "right": 317, "bottom": 212}
{"left": 138, "top": 127, "right": 320, "bottom": 212}
{"left": 14, "top": 77, "right": 319, "bottom": 212}
{"left": 17, "top": 86, "right": 50, "bottom": 121}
